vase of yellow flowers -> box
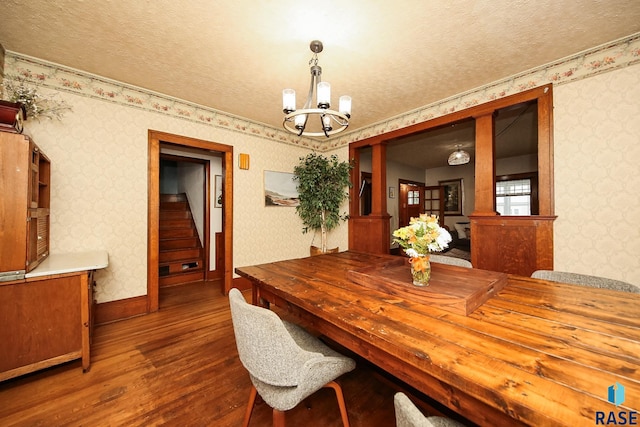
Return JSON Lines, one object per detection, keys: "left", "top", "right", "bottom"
{"left": 392, "top": 214, "right": 452, "bottom": 286}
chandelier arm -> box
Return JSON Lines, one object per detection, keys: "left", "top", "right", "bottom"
{"left": 329, "top": 114, "right": 349, "bottom": 126}
{"left": 320, "top": 114, "right": 331, "bottom": 138}
{"left": 283, "top": 109, "right": 349, "bottom": 137}
{"left": 303, "top": 70, "right": 316, "bottom": 110}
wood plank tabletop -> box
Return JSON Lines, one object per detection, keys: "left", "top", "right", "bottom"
{"left": 236, "top": 251, "right": 640, "bottom": 426}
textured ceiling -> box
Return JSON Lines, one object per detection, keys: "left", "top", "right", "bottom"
{"left": 1, "top": 1, "right": 639, "bottom": 165}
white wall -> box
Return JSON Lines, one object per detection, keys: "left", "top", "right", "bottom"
{"left": 177, "top": 162, "right": 205, "bottom": 245}
{"left": 496, "top": 154, "right": 537, "bottom": 176}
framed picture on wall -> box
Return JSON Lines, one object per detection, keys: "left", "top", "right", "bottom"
{"left": 215, "top": 175, "right": 223, "bottom": 208}
{"left": 439, "top": 178, "right": 463, "bottom": 216}
{"left": 264, "top": 170, "right": 300, "bottom": 207}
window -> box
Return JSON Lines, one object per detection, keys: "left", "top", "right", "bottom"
{"left": 408, "top": 190, "right": 420, "bottom": 205}
{"left": 496, "top": 178, "right": 531, "bottom": 215}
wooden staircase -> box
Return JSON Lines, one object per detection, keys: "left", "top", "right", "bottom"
{"left": 159, "top": 194, "right": 204, "bottom": 287}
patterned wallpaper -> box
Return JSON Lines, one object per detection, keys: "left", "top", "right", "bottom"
{"left": 554, "top": 64, "right": 640, "bottom": 285}
{"left": 17, "top": 91, "right": 325, "bottom": 303}
{"left": 5, "top": 33, "right": 640, "bottom": 152}
{"left": 4, "top": 32, "right": 640, "bottom": 303}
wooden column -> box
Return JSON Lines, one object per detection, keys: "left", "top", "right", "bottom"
{"left": 537, "top": 87, "right": 554, "bottom": 216}
{"left": 349, "top": 142, "right": 391, "bottom": 254}
{"left": 469, "top": 93, "right": 556, "bottom": 274}
{"left": 370, "top": 143, "right": 387, "bottom": 216}
{"left": 471, "top": 112, "right": 497, "bottom": 216}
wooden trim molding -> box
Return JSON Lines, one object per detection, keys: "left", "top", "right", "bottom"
{"left": 148, "top": 135, "right": 160, "bottom": 312}
{"left": 94, "top": 295, "right": 148, "bottom": 325}
{"left": 148, "top": 130, "right": 234, "bottom": 313}
{"left": 348, "top": 85, "right": 556, "bottom": 276}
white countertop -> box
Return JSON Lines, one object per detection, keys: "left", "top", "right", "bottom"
{"left": 26, "top": 250, "right": 109, "bottom": 278}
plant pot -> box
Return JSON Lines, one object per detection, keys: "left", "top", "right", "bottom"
{"left": 310, "top": 246, "right": 339, "bottom": 256}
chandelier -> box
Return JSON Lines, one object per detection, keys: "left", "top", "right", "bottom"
{"left": 282, "top": 40, "right": 351, "bottom": 138}
{"left": 448, "top": 144, "right": 470, "bottom": 165}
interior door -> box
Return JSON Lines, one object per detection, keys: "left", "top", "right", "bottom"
{"left": 399, "top": 181, "right": 425, "bottom": 227}
{"left": 423, "top": 185, "right": 445, "bottom": 225}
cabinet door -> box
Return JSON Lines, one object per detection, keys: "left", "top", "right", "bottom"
{"left": 0, "top": 133, "right": 29, "bottom": 274}
{"left": 26, "top": 208, "right": 49, "bottom": 272}
{"left": 0, "top": 275, "right": 82, "bottom": 376}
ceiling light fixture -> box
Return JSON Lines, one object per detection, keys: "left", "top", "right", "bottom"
{"left": 282, "top": 40, "right": 351, "bottom": 138}
{"left": 448, "top": 144, "right": 470, "bottom": 166}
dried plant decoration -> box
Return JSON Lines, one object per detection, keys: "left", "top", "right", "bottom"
{"left": 1, "top": 75, "right": 72, "bottom": 121}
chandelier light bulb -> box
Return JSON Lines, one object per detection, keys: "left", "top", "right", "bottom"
{"left": 322, "top": 114, "right": 332, "bottom": 132}
{"left": 447, "top": 144, "right": 471, "bottom": 166}
{"left": 339, "top": 95, "right": 351, "bottom": 117}
{"left": 295, "top": 114, "right": 307, "bottom": 129}
{"left": 317, "top": 82, "right": 331, "bottom": 108}
{"left": 282, "top": 89, "right": 296, "bottom": 113}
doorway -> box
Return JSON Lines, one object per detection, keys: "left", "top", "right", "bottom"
{"left": 398, "top": 180, "right": 425, "bottom": 227}
{"left": 148, "top": 130, "right": 234, "bottom": 313}
{"left": 158, "top": 154, "right": 209, "bottom": 287}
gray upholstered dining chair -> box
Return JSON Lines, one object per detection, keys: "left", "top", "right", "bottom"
{"left": 228, "top": 288, "right": 356, "bottom": 427}
{"left": 531, "top": 270, "right": 639, "bottom": 293}
{"left": 394, "top": 392, "right": 466, "bottom": 427}
{"left": 429, "top": 254, "right": 472, "bottom": 268}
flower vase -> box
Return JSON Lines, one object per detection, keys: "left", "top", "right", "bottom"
{"left": 409, "top": 255, "right": 431, "bottom": 286}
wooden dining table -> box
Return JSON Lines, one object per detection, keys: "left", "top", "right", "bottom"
{"left": 235, "top": 251, "right": 640, "bottom": 426}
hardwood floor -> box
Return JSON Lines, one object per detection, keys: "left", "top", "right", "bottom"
{"left": 0, "top": 282, "right": 410, "bottom": 426}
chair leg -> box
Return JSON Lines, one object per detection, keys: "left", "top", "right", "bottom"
{"left": 242, "top": 384, "right": 258, "bottom": 427}
{"left": 272, "top": 408, "right": 286, "bottom": 427}
{"left": 304, "top": 397, "right": 312, "bottom": 410}
{"left": 324, "top": 380, "right": 350, "bottom": 427}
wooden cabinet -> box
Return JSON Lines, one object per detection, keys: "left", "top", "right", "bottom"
{"left": 0, "top": 270, "right": 94, "bottom": 382}
{"left": 0, "top": 132, "right": 50, "bottom": 280}
{"left": 470, "top": 215, "right": 555, "bottom": 276}
{"left": 0, "top": 251, "right": 108, "bottom": 382}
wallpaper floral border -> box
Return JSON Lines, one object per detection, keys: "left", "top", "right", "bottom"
{"left": 5, "top": 32, "right": 640, "bottom": 151}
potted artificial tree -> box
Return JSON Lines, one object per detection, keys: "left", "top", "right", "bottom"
{"left": 293, "top": 152, "right": 352, "bottom": 255}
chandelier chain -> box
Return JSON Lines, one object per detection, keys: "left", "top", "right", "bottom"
{"left": 309, "top": 53, "right": 319, "bottom": 67}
